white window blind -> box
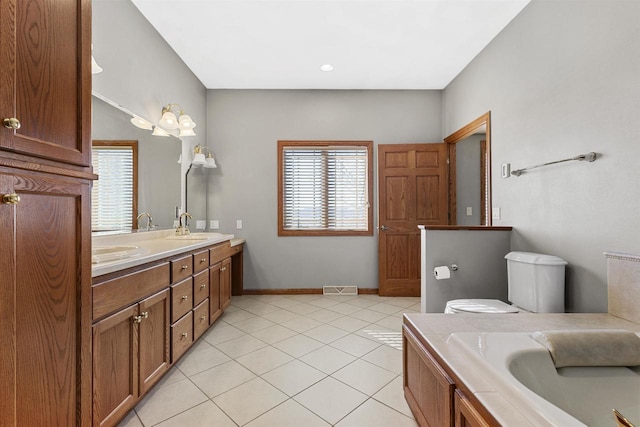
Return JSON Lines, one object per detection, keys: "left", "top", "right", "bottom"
{"left": 92, "top": 145, "right": 134, "bottom": 231}
{"left": 282, "top": 145, "right": 369, "bottom": 231}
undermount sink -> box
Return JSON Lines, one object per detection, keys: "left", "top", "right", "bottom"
{"left": 92, "top": 245, "right": 148, "bottom": 264}
{"left": 165, "top": 232, "right": 224, "bottom": 241}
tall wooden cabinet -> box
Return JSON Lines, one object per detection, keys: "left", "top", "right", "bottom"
{"left": 0, "top": 0, "right": 93, "bottom": 426}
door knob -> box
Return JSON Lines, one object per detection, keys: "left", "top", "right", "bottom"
{"left": 3, "top": 118, "right": 21, "bottom": 130}
{"left": 2, "top": 193, "right": 20, "bottom": 205}
{"left": 379, "top": 225, "right": 390, "bottom": 231}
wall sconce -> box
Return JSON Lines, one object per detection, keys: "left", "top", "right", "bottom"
{"left": 130, "top": 103, "right": 197, "bottom": 138}
{"left": 192, "top": 145, "right": 217, "bottom": 169}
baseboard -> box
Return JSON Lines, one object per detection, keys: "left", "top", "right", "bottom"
{"left": 242, "top": 288, "right": 379, "bottom": 295}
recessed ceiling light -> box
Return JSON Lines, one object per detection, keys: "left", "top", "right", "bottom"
{"left": 320, "top": 64, "right": 334, "bottom": 72}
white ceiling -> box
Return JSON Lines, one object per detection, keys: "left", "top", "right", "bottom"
{"left": 131, "top": 0, "right": 530, "bottom": 90}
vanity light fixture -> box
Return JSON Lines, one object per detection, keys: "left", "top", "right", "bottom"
{"left": 191, "top": 145, "right": 217, "bottom": 169}
{"left": 158, "top": 104, "right": 197, "bottom": 137}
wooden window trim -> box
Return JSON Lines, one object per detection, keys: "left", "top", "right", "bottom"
{"left": 92, "top": 140, "right": 139, "bottom": 229}
{"left": 278, "top": 140, "right": 373, "bottom": 237}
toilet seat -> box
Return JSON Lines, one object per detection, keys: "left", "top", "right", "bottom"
{"left": 445, "top": 299, "right": 520, "bottom": 314}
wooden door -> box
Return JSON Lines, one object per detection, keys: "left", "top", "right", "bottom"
{"left": 378, "top": 144, "right": 448, "bottom": 296}
{"left": 0, "top": 0, "right": 91, "bottom": 166}
{"left": 209, "top": 262, "right": 222, "bottom": 323}
{"left": 138, "top": 290, "right": 170, "bottom": 395}
{"left": 92, "top": 304, "right": 138, "bottom": 427}
{"left": 220, "top": 258, "right": 232, "bottom": 311}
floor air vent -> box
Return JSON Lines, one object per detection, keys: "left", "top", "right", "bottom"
{"left": 323, "top": 286, "right": 358, "bottom": 295}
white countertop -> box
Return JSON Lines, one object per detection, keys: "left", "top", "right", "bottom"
{"left": 403, "top": 312, "right": 640, "bottom": 426}
{"left": 92, "top": 229, "right": 235, "bottom": 277}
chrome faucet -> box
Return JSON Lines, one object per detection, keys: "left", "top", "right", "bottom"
{"left": 136, "top": 212, "right": 154, "bottom": 231}
{"left": 176, "top": 212, "right": 192, "bottom": 235}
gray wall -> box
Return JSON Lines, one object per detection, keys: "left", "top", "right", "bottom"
{"left": 423, "top": 229, "right": 511, "bottom": 313}
{"left": 92, "top": 0, "right": 208, "bottom": 215}
{"left": 207, "top": 90, "right": 442, "bottom": 290}
{"left": 456, "top": 133, "right": 484, "bottom": 225}
{"left": 443, "top": 0, "right": 640, "bottom": 312}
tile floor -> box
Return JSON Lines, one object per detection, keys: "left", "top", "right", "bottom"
{"left": 119, "top": 293, "right": 421, "bottom": 427}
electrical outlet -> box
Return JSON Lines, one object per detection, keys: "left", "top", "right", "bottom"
{"left": 196, "top": 220, "right": 206, "bottom": 230}
{"left": 466, "top": 207, "right": 473, "bottom": 216}
{"left": 236, "top": 220, "right": 243, "bottom": 229}
{"left": 501, "top": 163, "right": 511, "bottom": 178}
{"left": 492, "top": 207, "right": 501, "bottom": 220}
{"left": 210, "top": 220, "right": 219, "bottom": 230}
{"left": 173, "top": 220, "right": 180, "bottom": 228}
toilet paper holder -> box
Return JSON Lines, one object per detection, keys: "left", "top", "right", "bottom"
{"left": 450, "top": 264, "right": 459, "bottom": 271}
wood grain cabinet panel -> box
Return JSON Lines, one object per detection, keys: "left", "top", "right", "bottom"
{"left": 193, "top": 300, "right": 210, "bottom": 341}
{"left": 209, "top": 262, "right": 222, "bottom": 324}
{"left": 454, "top": 390, "right": 491, "bottom": 427}
{"left": 220, "top": 258, "right": 232, "bottom": 311}
{"left": 193, "top": 249, "right": 209, "bottom": 273}
{"left": 193, "top": 269, "right": 209, "bottom": 305}
{"left": 138, "top": 290, "right": 170, "bottom": 395}
{"left": 171, "top": 311, "right": 193, "bottom": 362}
{"left": 171, "top": 278, "right": 193, "bottom": 323}
{"left": 171, "top": 254, "right": 193, "bottom": 283}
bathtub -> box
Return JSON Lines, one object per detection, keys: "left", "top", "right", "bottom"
{"left": 447, "top": 332, "right": 640, "bottom": 426}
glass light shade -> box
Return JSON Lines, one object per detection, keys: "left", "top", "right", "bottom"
{"left": 179, "top": 128, "right": 196, "bottom": 137}
{"left": 91, "top": 55, "right": 103, "bottom": 74}
{"left": 130, "top": 115, "right": 153, "bottom": 130}
{"left": 177, "top": 154, "right": 182, "bottom": 164}
{"left": 192, "top": 153, "right": 206, "bottom": 166}
{"left": 152, "top": 126, "right": 170, "bottom": 137}
{"left": 158, "top": 111, "right": 178, "bottom": 129}
{"left": 178, "top": 114, "right": 196, "bottom": 130}
{"left": 205, "top": 155, "right": 217, "bottom": 168}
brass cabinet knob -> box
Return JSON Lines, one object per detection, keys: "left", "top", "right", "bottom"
{"left": 181, "top": 295, "right": 188, "bottom": 301}
{"left": 200, "top": 258, "right": 206, "bottom": 263}
{"left": 181, "top": 332, "right": 188, "bottom": 338}
{"left": 2, "top": 117, "right": 21, "bottom": 130}
{"left": 200, "top": 284, "right": 206, "bottom": 289}
{"left": 141, "top": 311, "right": 149, "bottom": 319}
{"left": 181, "top": 265, "right": 189, "bottom": 270}
{"left": 2, "top": 193, "right": 20, "bottom": 205}
{"left": 133, "top": 315, "right": 142, "bottom": 324}
{"left": 200, "top": 316, "right": 206, "bottom": 321}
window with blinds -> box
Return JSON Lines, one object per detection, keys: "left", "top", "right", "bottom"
{"left": 91, "top": 142, "right": 137, "bottom": 231}
{"left": 278, "top": 141, "right": 373, "bottom": 236}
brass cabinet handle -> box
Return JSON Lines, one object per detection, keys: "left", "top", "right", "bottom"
{"left": 133, "top": 315, "right": 143, "bottom": 324}
{"left": 221, "top": 267, "right": 226, "bottom": 271}
{"left": 2, "top": 117, "right": 21, "bottom": 130}
{"left": 140, "top": 311, "right": 149, "bottom": 319}
{"left": 2, "top": 193, "right": 20, "bottom": 205}
{"left": 200, "top": 284, "right": 206, "bottom": 289}
{"left": 181, "top": 332, "right": 188, "bottom": 338}
{"left": 200, "top": 315, "right": 206, "bottom": 321}
{"left": 181, "top": 265, "right": 189, "bottom": 270}
{"left": 181, "top": 295, "right": 188, "bottom": 301}
{"left": 200, "top": 258, "right": 207, "bottom": 263}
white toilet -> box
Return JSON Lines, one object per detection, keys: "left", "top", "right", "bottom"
{"left": 444, "top": 251, "right": 568, "bottom": 314}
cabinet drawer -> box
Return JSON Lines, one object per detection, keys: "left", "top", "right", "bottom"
{"left": 93, "top": 263, "right": 170, "bottom": 321}
{"left": 171, "top": 311, "right": 193, "bottom": 362}
{"left": 193, "top": 249, "right": 210, "bottom": 273}
{"left": 209, "top": 242, "right": 231, "bottom": 264}
{"left": 171, "top": 278, "right": 193, "bottom": 323}
{"left": 193, "top": 270, "right": 209, "bottom": 305}
{"left": 229, "top": 244, "right": 243, "bottom": 257}
{"left": 193, "top": 299, "right": 209, "bottom": 341}
{"left": 171, "top": 254, "right": 193, "bottom": 283}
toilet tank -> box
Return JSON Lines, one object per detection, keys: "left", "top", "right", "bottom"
{"left": 505, "top": 251, "right": 568, "bottom": 313}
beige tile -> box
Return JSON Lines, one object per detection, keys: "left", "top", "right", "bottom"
{"left": 280, "top": 316, "right": 323, "bottom": 333}
{"left": 190, "top": 360, "right": 256, "bottom": 398}
{"left": 213, "top": 377, "right": 288, "bottom": 426}
{"left": 250, "top": 324, "right": 299, "bottom": 344}
{"left": 362, "top": 344, "right": 403, "bottom": 374}
{"left": 355, "top": 326, "right": 403, "bottom": 349}
{"left": 260, "top": 308, "right": 301, "bottom": 324}
{"left": 367, "top": 302, "right": 404, "bottom": 315}
{"left": 299, "top": 345, "right": 357, "bottom": 375}
{"left": 153, "top": 401, "right": 236, "bottom": 427}
{"left": 327, "top": 303, "right": 365, "bottom": 315}
{"left": 118, "top": 411, "right": 142, "bottom": 427}
{"left": 220, "top": 309, "right": 256, "bottom": 324}
{"left": 307, "top": 308, "right": 345, "bottom": 323}
{"left": 303, "top": 324, "right": 350, "bottom": 344}
{"left": 202, "top": 323, "right": 246, "bottom": 345}
{"left": 215, "top": 334, "right": 267, "bottom": 358}
{"left": 269, "top": 297, "right": 305, "bottom": 309}
{"left": 154, "top": 366, "right": 187, "bottom": 389}
{"left": 272, "top": 334, "right": 324, "bottom": 358}
{"left": 235, "top": 346, "right": 294, "bottom": 375}
{"left": 329, "top": 316, "right": 373, "bottom": 333}
{"left": 308, "top": 297, "right": 343, "bottom": 308}
{"left": 347, "top": 298, "right": 379, "bottom": 308}
{"left": 332, "top": 359, "right": 396, "bottom": 396}
{"left": 372, "top": 376, "right": 415, "bottom": 418}
{"left": 286, "top": 303, "right": 323, "bottom": 315}
{"left": 294, "top": 377, "right": 368, "bottom": 425}
{"left": 176, "top": 344, "right": 231, "bottom": 377}
{"left": 375, "top": 315, "right": 403, "bottom": 331}
{"left": 135, "top": 379, "right": 207, "bottom": 426}
{"left": 335, "top": 398, "right": 418, "bottom": 427}
{"left": 330, "top": 334, "right": 382, "bottom": 357}
{"left": 385, "top": 298, "right": 419, "bottom": 309}
{"left": 244, "top": 399, "right": 330, "bottom": 427}
{"left": 232, "top": 316, "right": 276, "bottom": 333}
{"left": 243, "top": 303, "right": 281, "bottom": 316}
{"left": 262, "top": 359, "right": 327, "bottom": 396}
{"left": 350, "top": 309, "right": 388, "bottom": 323}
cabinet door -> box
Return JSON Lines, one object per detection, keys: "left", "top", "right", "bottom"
{"left": 220, "top": 257, "right": 232, "bottom": 311}
{"left": 403, "top": 326, "right": 455, "bottom": 427}
{"left": 92, "top": 305, "right": 139, "bottom": 427}
{"left": 1, "top": 171, "right": 92, "bottom": 427}
{"left": 0, "top": 0, "right": 91, "bottom": 166}
{"left": 138, "top": 290, "right": 170, "bottom": 395}
{"left": 454, "top": 390, "right": 491, "bottom": 427}
{"left": 209, "top": 262, "right": 222, "bottom": 323}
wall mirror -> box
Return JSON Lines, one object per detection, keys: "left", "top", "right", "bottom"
{"left": 92, "top": 96, "right": 182, "bottom": 231}
{"left": 445, "top": 112, "right": 491, "bottom": 226}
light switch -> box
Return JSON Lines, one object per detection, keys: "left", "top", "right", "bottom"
{"left": 210, "top": 220, "right": 219, "bottom": 230}
{"left": 236, "top": 220, "right": 243, "bottom": 229}
{"left": 466, "top": 207, "right": 473, "bottom": 216}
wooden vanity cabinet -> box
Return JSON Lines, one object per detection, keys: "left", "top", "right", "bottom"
{"left": 455, "top": 390, "right": 491, "bottom": 427}
{"left": 92, "top": 289, "right": 170, "bottom": 427}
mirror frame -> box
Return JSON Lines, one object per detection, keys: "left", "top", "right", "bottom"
{"left": 444, "top": 111, "right": 491, "bottom": 226}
